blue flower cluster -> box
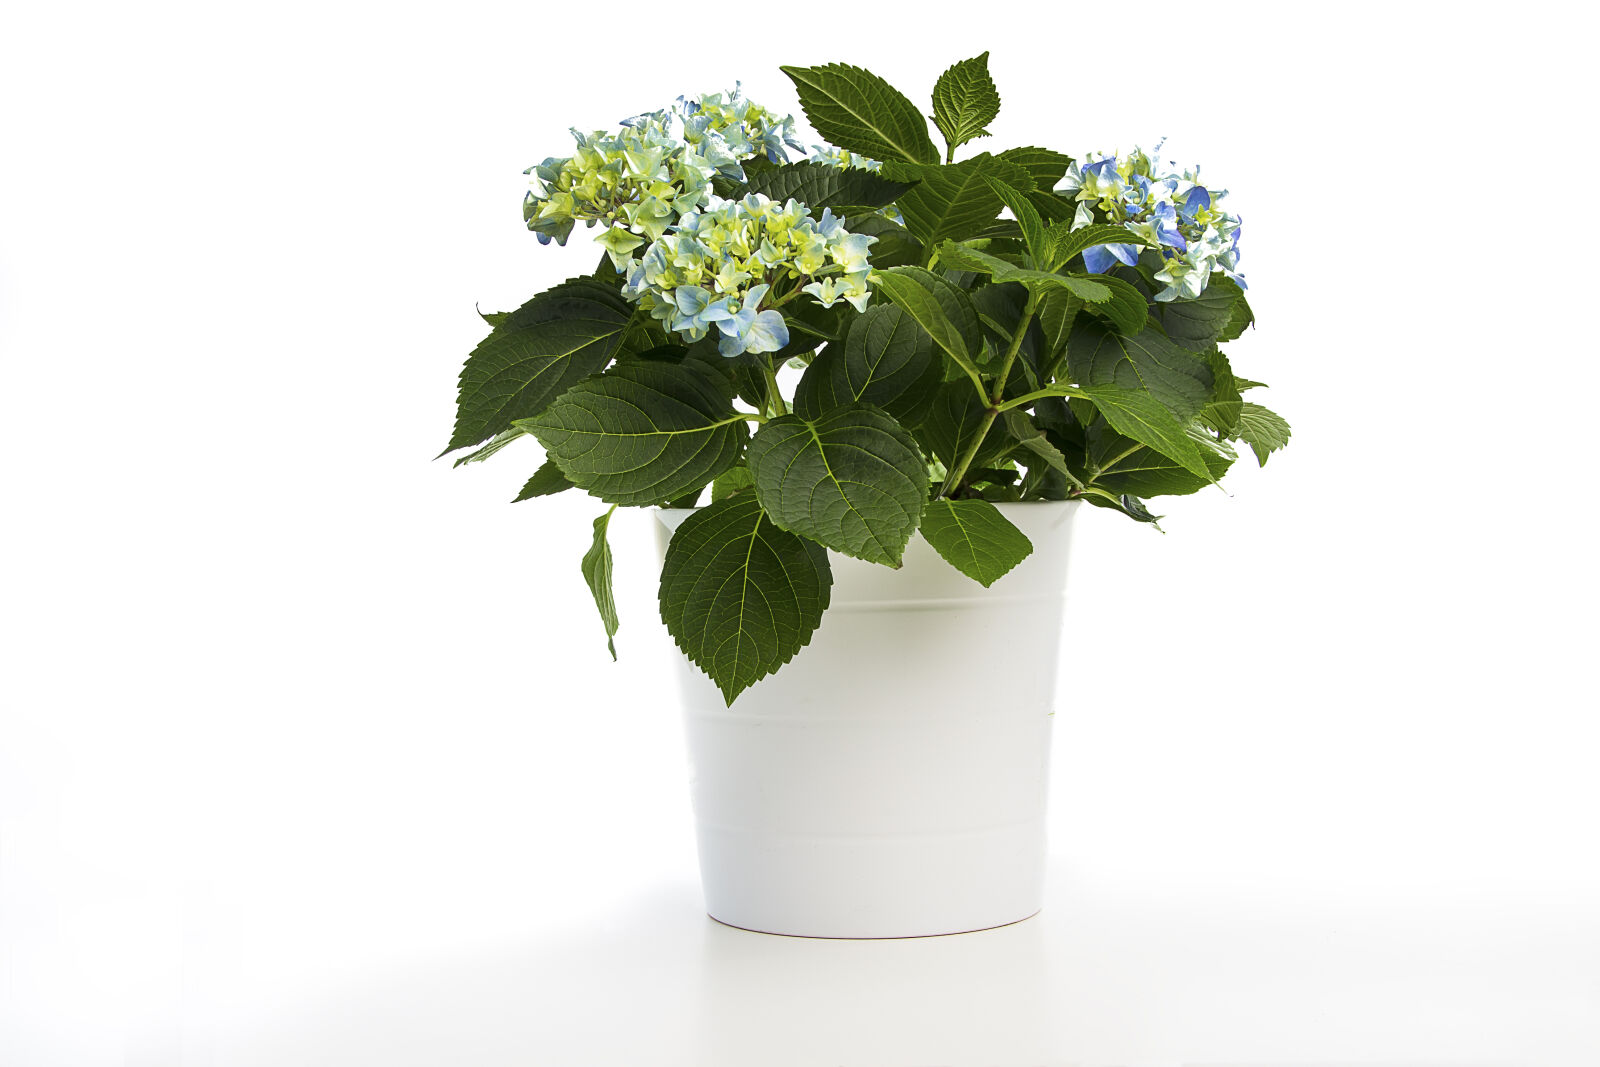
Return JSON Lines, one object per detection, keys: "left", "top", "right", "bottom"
{"left": 624, "top": 194, "right": 876, "bottom": 357}
{"left": 1061, "top": 143, "right": 1244, "bottom": 301}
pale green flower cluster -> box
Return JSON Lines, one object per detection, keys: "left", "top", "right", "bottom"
{"left": 680, "top": 85, "right": 803, "bottom": 165}
{"left": 524, "top": 90, "right": 803, "bottom": 271}
{"left": 624, "top": 194, "right": 877, "bottom": 356}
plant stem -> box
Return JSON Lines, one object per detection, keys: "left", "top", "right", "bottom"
{"left": 938, "top": 292, "right": 1039, "bottom": 497}
{"left": 762, "top": 357, "right": 788, "bottom": 417}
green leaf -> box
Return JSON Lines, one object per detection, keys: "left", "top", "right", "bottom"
{"left": 513, "top": 459, "right": 573, "bottom": 502}
{"left": 1065, "top": 316, "right": 1214, "bottom": 420}
{"left": 451, "top": 426, "right": 529, "bottom": 468}
{"left": 1232, "top": 402, "right": 1291, "bottom": 466}
{"left": 614, "top": 310, "right": 673, "bottom": 360}
{"left": 918, "top": 380, "right": 1010, "bottom": 474}
{"left": 1148, "top": 276, "right": 1246, "bottom": 352}
{"left": 983, "top": 174, "right": 1049, "bottom": 266}
{"left": 1035, "top": 286, "right": 1081, "bottom": 375}
{"left": 1076, "top": 383, "right": 1213, "bottom": 480}
{"left": 1086, "top": 423, "right": 1235, "bottom": 498}
{"left": 1001, "top": 408, "right": 1082, "bottom": 488}
{"left": 659, "top": 494, "right": 833, "bottom": 705}
{"left": 666, "top": 487, "right": 704, "bottom": 508}
{"left": 518, "top": 361, "right": 748, "bottom": 506}
{"left": 748, "top": 404, "right": 929, "bottom": 566}
{"left": 919, "top": 499, "right": 1033, "bottom": 587}
{"left": 477, "top": 305, "right": 509, "bottom": 327}
{"left": 1198, "top": 349, "right": 1242, "bottom": 435}
{"left": 1220, "top": 290, "right": 1255, "bottom": 342}
{"left": 869, "top": 266, "right": 982, "bottom": 385}
{"left": 743, "top": 161, "right": 913, "bottom": 212}
{"left": 994, "top": 147, "right": 1073, "bottom": 190}
{"left": 582, "top": 505, "right": 620, "bottom": 660}
{"left": 880, "top": 154, "right": 1034, "bottom": 247}
{"left": 781, "top": 62, "right": 938, "bottom": 165}
{"left": 930, "top": 52, "right": 1000, "bottom": 157}
{"left": 1048, "top": 223, "right": 1151, "bottom": 269}
{"left": 711, "top": 465, "right": 755, "bottom": 501}
{"left": 1070, "top": 273, "right": 1149, "bottom": 334}
{"left": 793, "top": 304, "right": 941, "bottom": 425}
{"left": 443, "top": 278, "right": 634, "bottom": 456}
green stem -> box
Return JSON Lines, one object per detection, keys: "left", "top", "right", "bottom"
{"left": 761, "top": 357, "right": 788, "bottom": 417}
{"left": 939, "top": 293, "right": 1039, "bottom": 497}
{"left": 995, "top": 387, "right": 1070, "bottom": 413}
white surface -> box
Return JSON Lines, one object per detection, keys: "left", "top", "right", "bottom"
{"left": 657, "top": 503, "right": 1075, "bottom": 938}
{"left": 2, "top": 1, "right": 1597, "bottom": 1064}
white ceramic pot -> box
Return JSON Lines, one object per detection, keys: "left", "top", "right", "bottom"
{"left": 653, "top": 500, "right": 1080, "bottom": 939}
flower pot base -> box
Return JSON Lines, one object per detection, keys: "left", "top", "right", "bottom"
{"left": 657, "top": 502, "right": 1079, "bottom": 941}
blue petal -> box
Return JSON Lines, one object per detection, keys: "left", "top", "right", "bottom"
{"left": 1107, "top": 243, "right": 1140, "bottom": 266}
{"left": 742, "top": 310, "right": 790, "bottom": 353}
{"left": 1082, "top": 245, "right": 1115, "bottom": 274}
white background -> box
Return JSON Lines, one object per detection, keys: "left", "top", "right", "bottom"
{"left": 3, "top": 2, "right": 1596, "bottom": 1064}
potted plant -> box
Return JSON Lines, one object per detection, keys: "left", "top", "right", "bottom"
{"left": 441, "top": 56, "right": 1289, "bottom": 938}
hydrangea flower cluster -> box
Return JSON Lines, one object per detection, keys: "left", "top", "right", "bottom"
{"left": 1061, "top": 142, "right": 1244, "bottom": 302}
{"left": 524, "top": 89, "right": 802, "bottom": 271}
{"left": 680, "top": 86, "right": 804, "bottom": 165}
{"left": 624, "top": 194, "right": 877, "bottom": 357}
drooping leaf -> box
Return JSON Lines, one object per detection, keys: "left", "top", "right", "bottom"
{"left": 581, "top": 505, "right": 620, "bottom": 659}
{"left": 1086, "top": 422, "right": 1236, "bottom": 498}
{"left": 995, "top": 146, "right": 1073, "bottom": 190}
{"left": 659, "top": 494, "right": 833, "bottom": 705}
{"left": 743, "top": 161, "right": 913, "bottom": 212}
{"left": 1065, "top": 316, "right": 1214, "bottom": 420}
{"left": 781, "top": 62, "right": 939, "bottom": 165}
{"left": 869, "top": 266, "right": 982, "bottom": 383}
{"left": 1232, "top": 402, "right": 1291, "bottom": 466}
{"left": 747, "top": 404, "right": 929, "bottom": 566}
{"left": 513, "top": 459, "right": 573, "bottom": 502}
{"left": 518, "top": 361, "right": 748, "bottom": 505}
{"left": 1149, "top": 276, "right": 1247, "bottom": 352}
{"left": 442, "top": 277, "right": 633, "bottom": 455}
{"left": 880, "top": 154, "right": 1034, "bottom": 247}
{"left": 930, "top": 52, "right": 1000, "bottom": 156}
{"left": 792, "top": 304, "right": 941, "bottom": 425}
{"left": 919, "top": 499, "right": 1033, "bottom": 587}
{"left": 452, "top": 426, "right": 529, "bottom": 468}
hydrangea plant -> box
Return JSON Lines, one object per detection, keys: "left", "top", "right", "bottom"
{"left": 442, "top": 55, "right": 1291, "bottom": 702}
